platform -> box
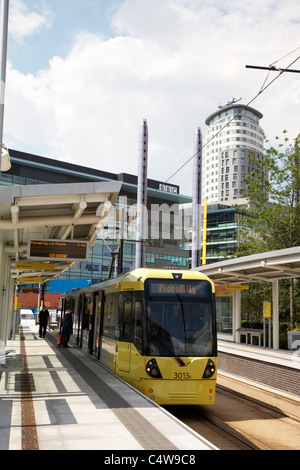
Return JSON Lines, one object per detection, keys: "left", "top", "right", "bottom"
{"left": 218, "top": 340, "right": 300, "bottom": 397}
{"left": 218, "top": 340, "right": 300, "bottom": 369}
{"left": 0, "top": 320, "right": 217, "bottom": 451}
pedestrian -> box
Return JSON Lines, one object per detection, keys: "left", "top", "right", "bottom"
{"left": 62, "top": 309, "right": 73, "bottom": 348}
{"left": 39, "top": 305, "right": 50, "bottom": 338}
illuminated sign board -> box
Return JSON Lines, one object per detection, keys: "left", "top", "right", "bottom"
{"left": 147, "top": 280, "right": 211, "bottom": 297}
{"left": 28, "top": 239, "right": 89, "bottom": 261}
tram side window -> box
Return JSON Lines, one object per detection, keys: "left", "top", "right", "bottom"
{"left": 82, "top": 296, "right": 91, "bottom": 330}
{"left": 122, "top": 297, "right": 132, "bottom": 341}
{"left": 133, "top": 300, "right": 143, "bottom": 354}
{"left": 103, "top": 293, "right": 118, "bottom": 339}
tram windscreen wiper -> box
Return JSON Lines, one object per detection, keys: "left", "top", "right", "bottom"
{"left": 174, "top": 356, "right": 185, "bottom": 366}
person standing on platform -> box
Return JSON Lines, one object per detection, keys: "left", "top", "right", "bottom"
{"left": 62, "top": 309, "right": 73, "bottom": 348}
{"left": 39, "top": 305, "right": 50, "bottom": 338}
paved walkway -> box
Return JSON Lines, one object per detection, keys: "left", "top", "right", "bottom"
{"left": 0, "top": 320, "right": 217, "bottom": 451}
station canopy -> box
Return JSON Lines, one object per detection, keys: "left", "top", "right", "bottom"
{"left": 195, "top": 246, "right": 300, "bottom": 284}
{"left": 0, "top": 181, "right": 121, "bottom": 283}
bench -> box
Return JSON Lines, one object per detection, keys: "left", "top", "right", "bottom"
{"left": 236, "top": 328, "right": 264, "bottom": 347}
{"left": 0, "top": 354, "right": 24, "bottom": 389}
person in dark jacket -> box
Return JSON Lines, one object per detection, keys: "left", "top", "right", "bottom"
{"left": 62, "top": 309, "right": 73, "bottom": 348}
{"left": 39, "top": 305, "right": 50, "bottom": 338}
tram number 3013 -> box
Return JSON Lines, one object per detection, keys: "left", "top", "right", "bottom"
{"left": 174, "top": 372, "right": 191, "bottom": 379}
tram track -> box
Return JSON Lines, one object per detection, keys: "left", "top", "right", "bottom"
{"left": 217, "top": 382, "right": 300, "bottom": 426}
{"left": 166, "top": 372, "right": 300, "bottom": 450}
{"left": 165, "top": 404, "right": 259, "bottom": 450}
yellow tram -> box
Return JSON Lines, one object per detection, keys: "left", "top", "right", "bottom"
{"left": 60, "top": 268, "right": 217, "bottom": 405}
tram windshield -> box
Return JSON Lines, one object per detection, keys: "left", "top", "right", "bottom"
{"left": 145, "top": 279, "right": 216, "bottom": 357}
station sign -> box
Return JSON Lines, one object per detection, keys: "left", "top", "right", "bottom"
{"left": 16, "top": 262, "right": 55, "bottom": 271}
{"left": 28, "top": 239, "right": 89, "bottom": 261}
{"left": 226, "top": 284, "right": 249, "bottom": 290}
{"left": 17, "top": 278, "right": 45, "bottom": 284}
{"left": 263, "top": 300, "right": 272, "bottom": 318}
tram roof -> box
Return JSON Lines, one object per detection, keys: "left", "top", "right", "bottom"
{"left": 60, "top": 268, "right": 214, "bottom": 298}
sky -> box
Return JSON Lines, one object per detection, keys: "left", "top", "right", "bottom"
{"left": 3, "top": 0, "right": 300, "bottom": 196}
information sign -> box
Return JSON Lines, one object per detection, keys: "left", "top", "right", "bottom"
{"left": 17, "top": 278, "right": 44, "bottom": 284}
{"left": 263, "top": 300, "right": 272, "bottom": 318}
{"left": 226, "top": 284, "right": 250, "bottom": 290}
{"left": 28, "top": 239, "right": 89, "bottom": 261}
{"left": 16, "top": 262, "right": 55, "bottom": 271}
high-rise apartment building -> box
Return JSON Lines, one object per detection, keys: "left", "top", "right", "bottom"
{"left": 203, "top": 100, "right": 264, "bottom": 204}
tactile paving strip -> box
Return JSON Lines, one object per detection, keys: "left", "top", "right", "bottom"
{"left": 20, "top": 326, "right": 39, "bottom": 451}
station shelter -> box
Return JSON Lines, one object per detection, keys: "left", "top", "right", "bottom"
{"left": 0, "top": 181, "right": 121, "bottom": 344}
{"left": 195, "top": 246, "right": 300, "bottom": 350}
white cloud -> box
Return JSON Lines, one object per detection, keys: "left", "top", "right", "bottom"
{"left": 4, "top": 0, "right": 300, "bottom": 195}
{"left": 9, "top": 0, "right": 53, "bottom": 43}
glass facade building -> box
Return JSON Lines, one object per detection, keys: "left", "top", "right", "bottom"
{"left": 180, "top": 203, "right": 242, "bottom": 265}
{"left": 205, "top": 204, "right": 243, "bottom": 263}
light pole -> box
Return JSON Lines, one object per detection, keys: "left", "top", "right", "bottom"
{"left": 0, "top": 0, "right": 9, "bottom": 179}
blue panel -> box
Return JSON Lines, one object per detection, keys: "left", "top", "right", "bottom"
{"left": 48, "top": 279, "right": 92, "bottom": 293}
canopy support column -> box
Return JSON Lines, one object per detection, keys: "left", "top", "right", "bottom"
{"left": 272, "top": 279, "right": 279, "bottom": 350}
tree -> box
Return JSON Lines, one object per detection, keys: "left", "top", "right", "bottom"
{"left": 236, "top": 131, "right": 300, "bottom": 330}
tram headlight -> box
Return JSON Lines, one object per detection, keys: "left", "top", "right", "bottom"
{"left": 146, "top": 359, "right": 162, "bottom": 378}
{"left": 202, "top": 359, "right": 215, "bottom": 379}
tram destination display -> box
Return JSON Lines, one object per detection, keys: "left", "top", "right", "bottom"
{"left": 147, "top": 279, "right": 211, "bottom": 298}
{"left": 28, "top": 239, "right": 89, "bottom": 261}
